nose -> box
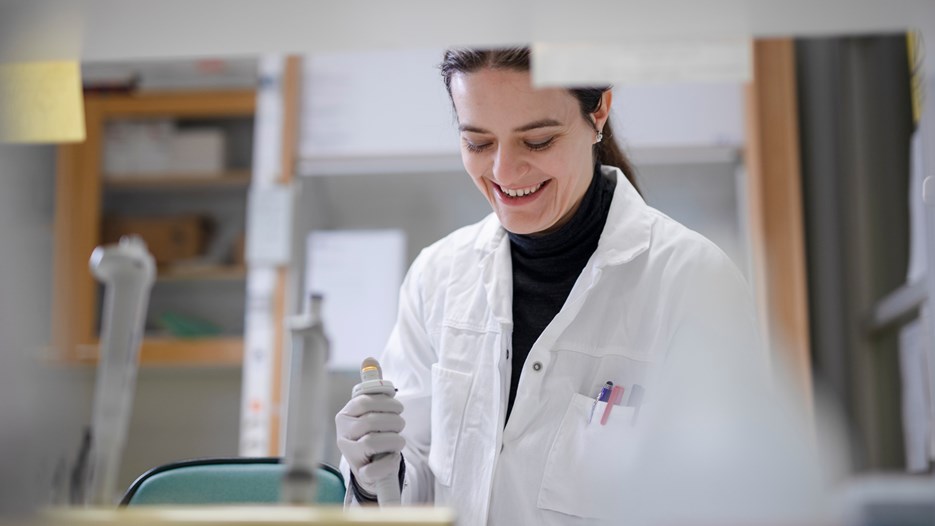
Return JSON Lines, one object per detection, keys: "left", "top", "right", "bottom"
{"left": 492, "top": 144, "right": 528, "bottom": 185}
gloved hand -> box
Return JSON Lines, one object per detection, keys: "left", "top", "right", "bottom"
{"left": 335, "top": 393, "right": 406, "bottom": 497}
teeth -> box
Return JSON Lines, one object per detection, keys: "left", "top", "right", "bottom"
{"left": 499, "top": 182, "right": 543, "bottom": 197}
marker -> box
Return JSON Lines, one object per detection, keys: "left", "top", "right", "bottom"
{"left": 600, "top": 385, "right": 625, "bottom": 426}
{"left": 588, "top": 381, "right": 614, "bottom": 424}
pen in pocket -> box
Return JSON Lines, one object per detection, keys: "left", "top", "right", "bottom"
{"left": 626, "top": 384, "right": 645, "bottom": 424}
{"left": 600, "top": 385, "right": 625, "bottom": 426}
{"left": 587, "top": 381, "right": 613, "bottom": 424}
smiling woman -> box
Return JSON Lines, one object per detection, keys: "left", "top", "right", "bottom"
{"left": 441, "top": 48, "right": 638, "bottom": 236}
{"left": 334, "top": 46, "right": 763, "bottom": 526}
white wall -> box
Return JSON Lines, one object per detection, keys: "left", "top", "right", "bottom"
{"left": 119, "top": 367, "right": 242, "bottom": 489}
{"left": 299, "top": 47, "right": 745, "bottom": 159}
{"left": 613, "top": 83, "right": 744, "bottom": 147}
{"left": 4, "top": 1, "right": 934, "bottom": 64}
{"left": 301, "top": 48, "right": 457, "bottom": 157}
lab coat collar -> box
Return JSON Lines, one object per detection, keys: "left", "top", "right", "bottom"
{"left": 592, "top": 165, "right": 653, "bottom": 268}
{"left": 472, "top": 165, "right": 653, "bottom": 268}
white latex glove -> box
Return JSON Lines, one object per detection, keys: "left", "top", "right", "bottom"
{"left": 335, "top": 393, "right": 406, "bottom": 496}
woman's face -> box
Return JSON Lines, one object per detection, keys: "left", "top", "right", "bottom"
{"left": 449, "top": 68, "right": 611, "bottom": 235}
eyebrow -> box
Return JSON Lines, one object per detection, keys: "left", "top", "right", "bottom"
{"left": 459, "top": 118, "right": 563, "bottom": 134}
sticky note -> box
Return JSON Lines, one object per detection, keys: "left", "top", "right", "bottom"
{"left": 0, "top": 61, "right": 85, "bottom": 143}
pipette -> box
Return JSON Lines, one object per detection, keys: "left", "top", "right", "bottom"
{"left": 84, "top": 236, "right": 155, "bottom": 505}
{"left": 351, "top": 357, "right": 400, "bottom": 506}
{"left": 280, "top": 294, "right": 330, "bottom": 505}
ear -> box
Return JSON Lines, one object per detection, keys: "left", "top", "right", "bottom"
{"left": 591, "top": 90, "right": 613, "bottom": 132}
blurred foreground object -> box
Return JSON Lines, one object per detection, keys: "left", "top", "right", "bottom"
{"left": 280, "top": 295, "right": 331, "bottom": 504}
{"left": 617, "top": 327, "right": 850, "bottom": 525}
{"left": 531, "top": 39, "right": 752, "bottom": 86}
{"left": 835, "top": 476, "right": 935, "bottom": 526}
{"left": 0, "top": 62, "right": 84, "bottom": 143}
{"left": 39, "top": 506, "right": 455, "bottom": 525}
{"left": 77, "top": 237, "right": 156, "bottom": 505}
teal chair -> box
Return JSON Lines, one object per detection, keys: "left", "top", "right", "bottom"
{"left": 120, "top": 458, "right": 345, "bottom": 506}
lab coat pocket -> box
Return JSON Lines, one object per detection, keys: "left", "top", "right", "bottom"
{"left": 428, "top": 364, "right": 473, "bottom": 487}
{"left": 538, "top": 392, "right": 638, "bottom": 520}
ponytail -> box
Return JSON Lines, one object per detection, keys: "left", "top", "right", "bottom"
{"left": 595, "top": 120, "right": 639, "bottom": 194}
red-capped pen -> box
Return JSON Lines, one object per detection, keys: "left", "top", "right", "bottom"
{"left": 600, "top": 385, "right": 625, "bottom": 426}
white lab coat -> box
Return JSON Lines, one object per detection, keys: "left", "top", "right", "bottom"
{"left": 341, "top": 166, "right": 762, "bottom": 525}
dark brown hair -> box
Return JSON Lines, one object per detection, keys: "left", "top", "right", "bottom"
{"left": 439, "top": 47, "right": 639, "bottom": 193}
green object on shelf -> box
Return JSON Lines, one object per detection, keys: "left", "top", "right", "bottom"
{"left": 157, "top": 312, "right": 222, "bottom": 338}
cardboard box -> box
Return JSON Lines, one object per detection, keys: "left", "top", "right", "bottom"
{"left": 232, "top": 232, "right": 246, "bottom": 266}
{"left": 102, "top": 215, "right": 206, "bottom": 265}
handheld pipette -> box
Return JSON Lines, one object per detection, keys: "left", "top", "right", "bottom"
{"left": 281, "top": 294, "right": 330, "bottom": 505}
{"left": 351, "top": 357, "right": 400, "bottom": 506}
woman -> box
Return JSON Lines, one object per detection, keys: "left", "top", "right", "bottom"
{"left": 335, "top": 47, "right": 760, "bottom": 525}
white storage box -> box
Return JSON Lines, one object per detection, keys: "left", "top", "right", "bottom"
{"left": 169, "top": 128, "right": 225, "bottom": 175}
{"left": 103, "top": 120, "right": 174, "bottom": 177}
{"left": 103, "top": 123, "right": 226, "bottom": 178}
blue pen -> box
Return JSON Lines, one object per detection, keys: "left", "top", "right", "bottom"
{"left": 587, "top": 381, "right": 614, "bottom": 424}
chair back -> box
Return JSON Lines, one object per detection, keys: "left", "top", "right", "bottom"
{"left": 121, "top": 458, "right": 345, "bottom": 505}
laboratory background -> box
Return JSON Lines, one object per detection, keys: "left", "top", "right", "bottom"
{"left": 1, "top": 1, "right": 935, "bottom": 524}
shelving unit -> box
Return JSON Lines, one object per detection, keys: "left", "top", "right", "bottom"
{"left": 155, "top": 264, "right": 248, "bottom": 282}
{"left": 103, "top": 171, "right": 252, "bottom": 190}
{"left": 73, "top": 337, "right": 244, "bottom": 367}
{"left": 53, "top": 89, "right": 256, "bottom": 367}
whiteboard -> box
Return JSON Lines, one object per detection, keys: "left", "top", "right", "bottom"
{"left": 304, "top": 230, "right": 406, "bottom": 370}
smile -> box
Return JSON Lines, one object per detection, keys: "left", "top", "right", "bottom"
{"left": 497, "top": 181, "right": 545, "bottom": 198}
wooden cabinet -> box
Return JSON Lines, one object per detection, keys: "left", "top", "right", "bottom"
{"left": 53, "top": 90, "right": 256, "bottom": 366}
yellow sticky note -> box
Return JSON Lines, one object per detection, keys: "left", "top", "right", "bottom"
{"left": 0, "top": 61, "right": 85, "bottom": 144}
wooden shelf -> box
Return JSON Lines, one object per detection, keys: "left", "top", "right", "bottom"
{"left": 156, "top": 265, "right": 247, "bottom": 282}
{"left": 103, "top": 171, "right": 252, "bottom": 190}
{"left": 139, "top": 337, "right": 244, "bottom": 366}
{"left": 53, "top": 89, "right": 257, "bottom": 368}
{"left": 87, "top": 89, "right": 256, "bottom": 118}
{"left": 73, "top": 337, "right": 244, "bottom": 367}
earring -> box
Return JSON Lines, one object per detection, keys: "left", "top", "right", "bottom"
{"left": 596, "top": 131, "right": 604, "bottom": 143}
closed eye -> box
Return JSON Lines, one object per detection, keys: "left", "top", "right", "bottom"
{"left": 463, "top": 140, "right": 492, "bottom": 153}
{"left": 525, "top": 137, "right": 555, "bottom": 151}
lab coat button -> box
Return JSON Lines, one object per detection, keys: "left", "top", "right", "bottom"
{"left": 532, "top": 361, "right": 542, "bottom": 371}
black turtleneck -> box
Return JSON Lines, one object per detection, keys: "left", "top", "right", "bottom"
{"left": 506, "top": 164, "right": 616, "bottom": 422}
